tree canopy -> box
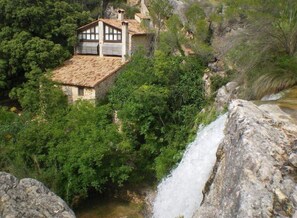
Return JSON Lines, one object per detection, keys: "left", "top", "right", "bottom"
{"left": 109, "top": 50, "right": 206, "bottom": 179}
{"left": 0, "top": 0, "right": 90, "bottom": 97}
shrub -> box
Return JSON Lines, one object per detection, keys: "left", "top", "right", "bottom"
{"left": 250, "top": 56, "right": 297, "bottom": 99}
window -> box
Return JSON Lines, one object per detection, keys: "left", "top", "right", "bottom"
{"left": 78, "top": 25, "right": 99, "bottom": 41}
{"left": 104, "top": 24, "right": 122, "bottom": 42}
{"left": 78, "top": 87, "right": 84, "bottom": 96}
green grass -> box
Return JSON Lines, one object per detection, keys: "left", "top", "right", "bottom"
{"left": 249, "top": 56, "right": 297, "bottom": 99}
{"left": 252, "top": 71, "right": 297, "bottom": 99}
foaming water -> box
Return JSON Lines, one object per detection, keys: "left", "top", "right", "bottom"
{"left": 152, "top": 114, "right": 227, "bottom": 218}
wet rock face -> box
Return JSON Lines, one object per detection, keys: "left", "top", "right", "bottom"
{"left": 194, "top": 100, "right": 297, "bottom": 218}
{"left": 0, "top": 172, "right": 75, "bottom": 218}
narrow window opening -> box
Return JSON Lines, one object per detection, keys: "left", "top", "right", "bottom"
{"left": 78, "top": 87, "right": 84, "bottom": 96}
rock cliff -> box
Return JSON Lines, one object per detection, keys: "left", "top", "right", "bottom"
{"left": 0, "top": 172, "right": 75, "bottom": 218}
{"left": 194, "top": 100, "right": 297, "bottom": 218}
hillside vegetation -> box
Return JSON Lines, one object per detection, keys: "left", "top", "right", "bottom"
{"left": 1, "top": 0, "right": 297, "bottom": 205}
{"left": 223, "top": 0, "right": 297, "bottom": 98}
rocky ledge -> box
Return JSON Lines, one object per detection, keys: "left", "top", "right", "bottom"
{"left": 194, "top": 100, "right": 297, "bottom": 218}
{"left": 0, "top": 172, "right": 75, "bottom": 218}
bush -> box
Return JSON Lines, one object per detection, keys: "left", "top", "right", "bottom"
{"left": 109, "top": 51, "right": 206, "bottom": 180}
{"left": 2, "top": 102, "right": 134, "bottom": 204}
{"left": 250, "top": 56, "right": 297, "bottom": 99}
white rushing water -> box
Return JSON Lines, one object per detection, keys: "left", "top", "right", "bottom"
{"left": 152, "top": 114, "right": 227, "bottom": 218}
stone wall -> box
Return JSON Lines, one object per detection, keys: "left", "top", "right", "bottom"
{"left": 0, "top": 172, "right": 75, "bottom": 218}
{"left": 194, "top": 100, "right": 297, "bottom": 218}
{"left": 131, "top": 35, "right": 152, "bottom": 55}
{"left": 62, "top": 85, "right": 96, "bottom": 103}
{"left": 95, "top": 70, "right": 121, "bottom": 100}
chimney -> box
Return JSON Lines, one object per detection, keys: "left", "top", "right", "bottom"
{"left": 98, "top": 20, "right": 104, "bottom": 57}
{"left": 118, "top": 9, "right": 125, "bottom": 21}
{"left": 121, "top": 21, "right": 129, "bottom": 62}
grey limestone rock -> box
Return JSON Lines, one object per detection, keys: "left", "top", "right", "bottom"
{"left": 215, "top": 81, "right": 239, "bottom": 112}
{"left": 0, "top": 172, "right": 75, "bottom": 218}
{"left": 289, "top": 153, "right": 297, "bottom": 168}
{"left": 194, "top": 100, "right": 297, "bottom": 218}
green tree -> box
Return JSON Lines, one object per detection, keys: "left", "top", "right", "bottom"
{"left": 10, "top": 72, "right": 68, "bottom": 117}
{"left": 0, "top": 0, "right": 90, "bottom": 98}
{"left": 159, "top": 15, "right": 186, "bottom": 55}
{"left": 109, "top": 51, "right": 206, "bottom": 179}
{"left": 184, "top": 2, "right": 213, "bottom": 60}
{"left": 149, "top": 0, "right": 173, "bottom": 46}
{"left": 2, "top": 102, "right": 133, "bottom": 204}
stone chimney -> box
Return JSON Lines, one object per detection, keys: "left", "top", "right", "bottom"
{"left": 121, "top": 21, "right": 129, "bottom": 62}
{"left": 98, "top": 20, "right": 104, "bottom": 57}
{"left": 118, "top": 9, "right": 125, "bottom": 21}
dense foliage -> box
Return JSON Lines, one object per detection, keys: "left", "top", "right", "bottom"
{"left": 109, "top": 51, "right": 206, "bottom": 179}
{"left": 0, "top": 0, "right": 91, "bottom": 99}
{"left": 0, "top": 51, "right": 206, "bottom": 204}
{"left": 184, "top": 2, "right": 213, "bottom": 59}
{"left": 0, "top": 101, "right": 132, "bottom": 203}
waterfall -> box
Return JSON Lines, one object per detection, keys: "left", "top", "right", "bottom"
{"left": 152, "top": 114, "right": 227, "bottom": 218}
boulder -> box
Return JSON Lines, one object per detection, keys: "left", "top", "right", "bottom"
{"left": 194, "top": 100, "right": 297, "bottom": 218}
{"left": 0, "top": 172, "right": 75, "bottom": 218}
{"left": 215, "top": 81, "right": 239, "bottom": 112}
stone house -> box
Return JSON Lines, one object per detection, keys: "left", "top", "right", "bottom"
{"left": 52, "top": 56, "right": 126, "bottom": 103}
{"left": 75, "top": 10, "right": 152, "bottom": 60}
{"left": 52, "top": 9, "right": 152, "bottom": 103}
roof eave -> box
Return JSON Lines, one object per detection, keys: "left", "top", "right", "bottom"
{"left": 77, "top": 20, "right": 99, "bottom": 31}
{"left": 131, "top": 33, "right": 150, "bottom": 36}
{"left": 52, "top": 80, "right": 95, "bottom": 88}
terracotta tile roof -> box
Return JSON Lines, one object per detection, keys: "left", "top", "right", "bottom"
{"left": 52, "top": 56, "right": 126, "bottom": 88}
{"left": 77, "top": 19, "right": 148, "bottom": 35}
